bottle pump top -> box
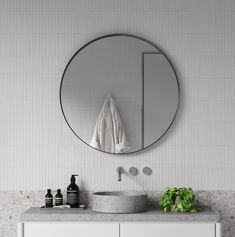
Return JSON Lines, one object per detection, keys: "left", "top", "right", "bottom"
{"left": 71, "top": 174, "right": 78, "bottom": 183}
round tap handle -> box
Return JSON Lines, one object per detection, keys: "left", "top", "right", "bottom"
{"left": 128, "top": 167, "right": 138, "bottom": 176}
{"left": 142, "top": 167, "right": 152, "bottom": 176}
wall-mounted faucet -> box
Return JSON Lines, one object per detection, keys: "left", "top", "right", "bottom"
{"left": 116, "top": 166, "right": 125, "bottom": 181}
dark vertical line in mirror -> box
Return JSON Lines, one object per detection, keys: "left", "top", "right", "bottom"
{"left": 141, "top": 53, "right": 144, "bottom": 149}
{"left": 142, "top": 52, "right": 161, "bottom": 150}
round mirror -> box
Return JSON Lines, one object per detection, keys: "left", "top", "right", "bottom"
{"left": 60, "top": 34, "right": 179, "bottom": 154}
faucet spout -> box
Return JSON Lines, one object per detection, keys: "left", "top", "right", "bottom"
{"left": 116, "top": 166, "right": 124, "bottom": 181}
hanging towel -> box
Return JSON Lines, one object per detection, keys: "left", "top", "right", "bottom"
{"left": 90, "top": 95, "right": 130, "bottom": 153}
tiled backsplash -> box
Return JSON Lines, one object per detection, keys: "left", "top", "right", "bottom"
{"left": 0, "top": 191, "right": 234, "bottom": 237}
{"left": 0, "top": 0, "right": 235, "bottom": 191}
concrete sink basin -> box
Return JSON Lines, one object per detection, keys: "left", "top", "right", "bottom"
{"left": 92, "top": 191, "right": 147, "bottom": 213}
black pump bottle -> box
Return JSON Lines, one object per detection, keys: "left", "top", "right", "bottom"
{"left": 66, "top": 175, "right": 80, "bottom": 208}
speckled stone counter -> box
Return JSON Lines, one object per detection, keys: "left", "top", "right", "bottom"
{"left": 1, "top": 191, "right": 234, "bottom": 237}
{"left": 21, "top": 207, "right": 220, "bottom": 222}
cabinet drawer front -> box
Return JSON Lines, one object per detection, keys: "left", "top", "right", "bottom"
{"left": 120, "top": 222, "right": 215, "bottom": 237}
{"left": 24, "top": 222, "right": 119, "bottom": 237}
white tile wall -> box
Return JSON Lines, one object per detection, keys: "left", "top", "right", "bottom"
{"left": 0, "top": 0, "right": 234, "bottom": 190}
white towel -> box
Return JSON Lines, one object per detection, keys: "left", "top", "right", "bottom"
{"left": 90, "top": 95, "right": 130, "bottom": 153}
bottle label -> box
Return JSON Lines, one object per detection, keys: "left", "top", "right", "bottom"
{"left": 67, "top": 191, "right": 79, "bottom": 205}
{"left": 55, "top": 197, "right": 63, "bottom": 206}
{"left": 45, "top": 197, "right": 53, "bottom": 207}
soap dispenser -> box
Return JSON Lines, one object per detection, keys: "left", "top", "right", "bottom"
{"left": 66, "top": 175, "right": 80, "bottom": 208}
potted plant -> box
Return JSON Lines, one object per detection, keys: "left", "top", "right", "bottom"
{"left": 159, "top": 187, "right": 201, "bottom": 213}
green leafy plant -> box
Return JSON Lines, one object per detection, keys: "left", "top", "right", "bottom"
{"left": 159, "top": 187, "right": 201, "bottom": 213}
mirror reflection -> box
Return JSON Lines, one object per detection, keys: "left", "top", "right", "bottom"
{"left": 60, "top": 34, "right": 179, "bottom": 154}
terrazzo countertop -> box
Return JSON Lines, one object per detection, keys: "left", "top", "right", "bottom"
{"left": 21, "top": 207, "right": 220, "bottom": 222}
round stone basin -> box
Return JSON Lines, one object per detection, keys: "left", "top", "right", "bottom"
{"left": 92, "top": 191, "right": 147, "bottom": 214}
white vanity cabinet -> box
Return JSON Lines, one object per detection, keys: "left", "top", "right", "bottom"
{"left": 21, "top": 222, "right": 119, "bottom": 237}
{"left": 120, "top": 222, "right": 217, "bottom": 237}
{"left": 19, "top": 221, "right": 221, "bottom": 237}
{"left": 19, "top": 208, "right": 221, "bottom": 237}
